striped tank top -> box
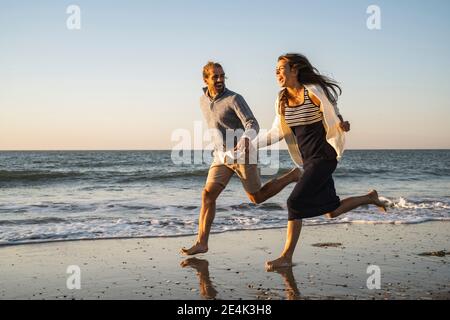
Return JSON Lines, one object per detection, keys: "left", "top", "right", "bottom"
{"left": 284, "top": 88, "right": 323, "bottom": 127}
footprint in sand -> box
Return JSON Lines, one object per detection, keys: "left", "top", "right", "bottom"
{"left": 311, "top": 242, "right": 343, "bottom": 248}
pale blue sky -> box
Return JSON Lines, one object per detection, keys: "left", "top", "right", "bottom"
{"left": 1, "top": 0, "right": 449, "bottom": 149}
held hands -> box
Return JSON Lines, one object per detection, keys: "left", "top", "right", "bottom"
{"left": 234, "top": 137, "right": 251, "bottom": 164}
{"left": 234, "top": 137, "right": 250, "bottom": 154}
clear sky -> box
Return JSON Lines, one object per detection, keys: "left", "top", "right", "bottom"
{"left": 1, "top": 0, "right": 449, "bottom": 150}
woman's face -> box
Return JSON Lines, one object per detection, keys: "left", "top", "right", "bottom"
{"left": 276, "top": 59, "right": 298, "bottom": 88}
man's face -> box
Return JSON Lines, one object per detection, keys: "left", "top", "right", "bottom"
{"left": 204, "top": 66, "right": 225, "bottom": 94}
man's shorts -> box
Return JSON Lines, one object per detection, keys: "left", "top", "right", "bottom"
{"left": 206, "top": 163, "right": 262, "bottom": 194}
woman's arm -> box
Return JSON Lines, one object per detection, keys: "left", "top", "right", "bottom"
{"left": 253, "top": 114, "right": 284, "bottom": 149}
{"left": 308, "top": 89, "right": 350, "bottom": 132}
{"left": 338, "top": 114, "right": 350, "bottom": 132}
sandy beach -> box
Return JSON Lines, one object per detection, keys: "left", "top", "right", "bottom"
{"left": 0, "top": 221, "right": 449, "bottom": 300}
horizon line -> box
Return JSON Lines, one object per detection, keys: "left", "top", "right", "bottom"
{"left": 0, "top": 148, "right": 449, "bottom": 152}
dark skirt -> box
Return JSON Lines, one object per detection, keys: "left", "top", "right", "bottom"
{"left": 287, "top": 158, "right": 341, "bottom": 220}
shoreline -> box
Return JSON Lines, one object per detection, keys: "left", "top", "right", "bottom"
{"left": 1, "top": 222, "right": 449, "bottom": 300}
{"left": 1, "top": 220, "right": 448, "bottom": 248}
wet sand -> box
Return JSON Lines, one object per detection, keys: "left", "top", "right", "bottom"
{"left": 0, "top": 222, "right": 449, "bottom": 300}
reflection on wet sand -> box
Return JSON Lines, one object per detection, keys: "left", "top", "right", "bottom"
{"left": 181, "top": 257, "right": 301, "bottom": 300}
{"left": 270, "top": 266, "right": 301, "bottom": 300}
{"left": 180, "top": 257, "right": 218, "bottom": 300}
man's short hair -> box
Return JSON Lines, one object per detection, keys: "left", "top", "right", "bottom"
{"left": 203, "top": 61, "right": 223, "bottom": 80}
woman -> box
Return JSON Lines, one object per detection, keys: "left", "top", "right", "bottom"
{"left": 259, "top": 53, "right": 387, "bottom": 270}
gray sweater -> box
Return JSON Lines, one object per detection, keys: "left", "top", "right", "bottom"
{"left": 200, "top": 87, "right": 259, "bottom": 157}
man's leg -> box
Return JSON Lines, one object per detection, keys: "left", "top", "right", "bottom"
{"left": 247, "top": 167, "right": 301, "bottom": 204}
{"left": 181, "top": 182, "right": 225, "bottom": 255}
{"left": 181, "top": 164, "right": 234, "bottom": 255}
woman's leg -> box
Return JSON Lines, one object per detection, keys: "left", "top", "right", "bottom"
{"left": 265, "top": 163, "right": 314, "bottom": 270}
{"left": 326, "top": 190, "right": 386, "bottom": 219}
{"left": 265, "top": 219, "right": 302, "bottom": 271}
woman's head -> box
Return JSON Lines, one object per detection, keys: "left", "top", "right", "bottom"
{"left": 276, "top": 53, "right": 342, "bottom": 105}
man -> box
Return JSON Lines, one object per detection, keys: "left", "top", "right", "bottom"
{"left": 181, "top": 61, "right": 300, "bottom": 255}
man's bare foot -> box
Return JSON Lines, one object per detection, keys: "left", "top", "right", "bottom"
{"left": 265, "top": 256, "right": 293, "bottom": 271}
{"left": 180, "top": 243, "right": 208, "bottom": 256}
{"left": 368, "top": 190, "right": 387, "bottom": 213}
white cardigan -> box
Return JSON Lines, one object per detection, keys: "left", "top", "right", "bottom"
{"left": 255, "top": 83, "right": 346, "bottom": 167}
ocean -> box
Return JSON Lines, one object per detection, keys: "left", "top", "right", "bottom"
{"left": 0, "top": 150, "right": 449, "bottom": 245}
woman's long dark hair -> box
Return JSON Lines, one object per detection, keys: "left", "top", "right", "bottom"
{"left": 278, "top": 53, "right": 342, "bottom": 112}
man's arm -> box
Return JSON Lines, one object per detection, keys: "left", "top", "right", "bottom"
{"left": 233, "top": 94, "right": 259, "bottom": 139}
{"left": 232, "top": 94, "right": 260, "bottom": 150}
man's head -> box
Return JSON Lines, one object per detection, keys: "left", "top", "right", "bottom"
{"left": 203, "top": 61, "right": 225, "bottom": 96}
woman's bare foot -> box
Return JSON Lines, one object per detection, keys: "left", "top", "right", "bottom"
{"left": 368, "top": 190, "right": 387, "bottom": 213}
{"left": 180, "top": 242, "right": 208, "bottom": 256}
{"left": 265, "top": 256, "right": 293, "bottom": 271}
